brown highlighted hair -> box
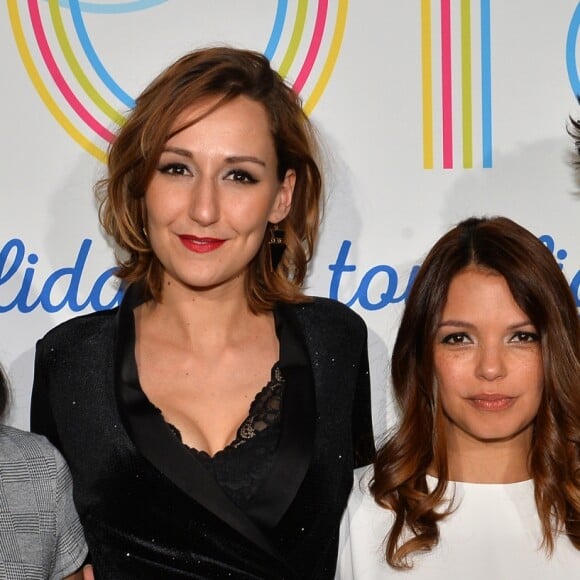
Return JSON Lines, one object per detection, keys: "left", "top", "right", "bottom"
{"left": 372, "top": 216, "right": 580, "bottom": 567}
{"left": 97, "top": 46, "right": 322, "bottom": 311}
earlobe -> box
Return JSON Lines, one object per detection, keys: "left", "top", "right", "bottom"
{"left": 270, "top": 169, "right": 295, "bottom": 222}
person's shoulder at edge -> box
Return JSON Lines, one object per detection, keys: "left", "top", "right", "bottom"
{"left": 0, "top": 424, "right": 89, "bottom": 567}
{"left": 336, "top": 464, "right": 392, "bottom": 580}
{"left": 344, "top": 464, "right": 394, "bottom": 537}
{"left": 0, "top": 423, "right": 81, "bottom": 485}
{"left": 350, "top": 464, "right": 375, "bottom": 506}
{"left": 0, "top": 422, "right": 60, "bottom": 455}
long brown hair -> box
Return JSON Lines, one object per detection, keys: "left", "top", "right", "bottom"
{"left": 371, "top": 216, "right": 580, "bottom": 567}
{"left": 96, "top": 46, "right": 322, "bottom": 311}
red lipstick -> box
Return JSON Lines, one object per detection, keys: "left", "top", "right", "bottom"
{"left": 179, "top": 235, "right": 225, "bottom": 253}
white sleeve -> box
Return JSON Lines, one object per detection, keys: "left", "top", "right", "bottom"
{"left": 335, "top": 466, "right": 395, "bottom": 580}
{"left": 335, "top": 490, "right": 356, "bottom": 579}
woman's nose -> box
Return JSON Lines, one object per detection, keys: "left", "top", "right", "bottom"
{"left": 188, "top": 178, "right": 219, "bottom": 226}
{"left": 475, "top": 344, "right": 507, "bottom": 381}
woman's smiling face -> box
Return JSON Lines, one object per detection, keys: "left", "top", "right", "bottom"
{"left": 434, "top": 267, "right": 544, "bottom": 448}
{"left": 144, "top": 95, "right": 294, "bottom": 296}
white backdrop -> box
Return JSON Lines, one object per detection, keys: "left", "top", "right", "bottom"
{"left": 1, "top": 1, "right": 579, "bottom": 436}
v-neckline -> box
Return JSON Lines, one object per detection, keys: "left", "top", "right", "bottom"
{"left": 113, "top": 285, "right": 316, "bottom": 563}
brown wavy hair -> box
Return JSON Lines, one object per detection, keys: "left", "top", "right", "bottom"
{"left": 96, "top": 46, "right": 322, "bottom": 312}
{"left": 371, "top": 216, "right": 580, "bottom": 568}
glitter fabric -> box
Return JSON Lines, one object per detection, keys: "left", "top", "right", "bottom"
{"left": 31, "top": 285, "right": 375, "bottom": 579}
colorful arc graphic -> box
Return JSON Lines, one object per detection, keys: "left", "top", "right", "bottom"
{"left": 9, "top": 0, "right": 348, "bottom": 162}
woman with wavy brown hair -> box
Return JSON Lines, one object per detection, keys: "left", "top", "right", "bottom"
{"left": 31, "top": 47, "right": 374, "bottom": 579}
{"left": 337, "top": 216, "right": 580, "bottom": 578}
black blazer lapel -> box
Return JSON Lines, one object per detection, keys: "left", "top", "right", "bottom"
{"left": 244, "top": 303, "right": 316, "bottom": 529}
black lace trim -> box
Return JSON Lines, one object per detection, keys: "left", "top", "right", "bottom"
{"left": 166, "top": 363, "right": 285, "bottom": 458}
{"left": 162, "top": 364, "right": 285, "bottom": 509}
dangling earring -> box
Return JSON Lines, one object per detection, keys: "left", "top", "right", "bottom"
{"left": 268, "top": 225, "right": 286, "bottom": 271}
{"left": 142, "top": 227, "right": 149, "bottom": 240}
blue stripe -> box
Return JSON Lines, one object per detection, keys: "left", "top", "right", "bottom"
{"left": 264, "top": 0, "right": 288, "bottom": 60}
{"left": 49, "top": 0, "right": 168, "bottom": 14}
{"left": 566, "top": 3, "right": 580, "bottom": 98}
{"left": 480, "top": 0, "right": 492, "bottom": 168}
{"left": 69, "top": 0, "right": 135, "bottom": 108}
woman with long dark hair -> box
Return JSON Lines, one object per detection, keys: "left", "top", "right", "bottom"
{"left": 337, "top": 216, "right": 580, "bottom": 578}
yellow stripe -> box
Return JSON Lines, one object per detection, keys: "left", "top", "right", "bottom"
{"left": 461, "top": 0, "right": 473, "bottom": 168}
{"left": 278, "top": 0, "right": 308, "bottom": 78}
{"left": 421, "top": 0, "right": 433, "bottom": 169}
{"left": 304, "top": 0, "right": 348, "bottom": 114}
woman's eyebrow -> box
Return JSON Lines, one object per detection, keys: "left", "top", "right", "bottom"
{"left": 224, "top": 155, "right": 266, "bottom": 167}
{"left": 161, "top": 148, "right": 266, "bottom": 167}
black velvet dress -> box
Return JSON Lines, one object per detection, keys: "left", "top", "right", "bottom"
{"left": 31, "top": 285, "right": 375, "bottom": 579}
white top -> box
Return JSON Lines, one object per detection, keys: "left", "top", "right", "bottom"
{"left": 336, "top": 466, "right": 579, "bottom": 579}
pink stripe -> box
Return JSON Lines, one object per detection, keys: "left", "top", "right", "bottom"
{"left": 293, "top": 0, "right": 328, "bottom": 94}
{"left": 440, "top": 0, "right": 453, "bottom": 168}
{"left": 28, "top": 0, "right": 115, "bottom": 142}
